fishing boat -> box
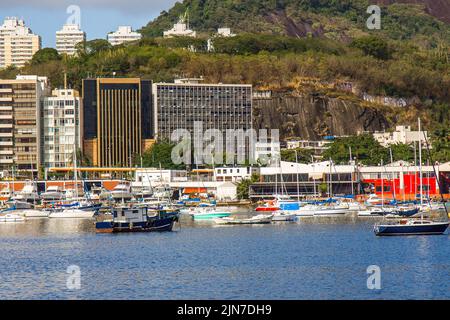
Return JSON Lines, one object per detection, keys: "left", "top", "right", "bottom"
{"left": 0, "top": 213, "right": 25, "bottom": 222}
{"left": 11, "top": 181, "right": 39, "bottom": 203}
{"left": 188, "top": 207, "right": 232, "bottom": 220}
{"left": 95, "top": 206, "right": 179, "bottom": 233}
{"left": 214, "top": 214, "right": 273, "bottom": 225}
{"left": 41, "top": 185, "right": 64, "bottom": 201}
{"left": 374, "top": 219, "right": 449, "bottom": 236}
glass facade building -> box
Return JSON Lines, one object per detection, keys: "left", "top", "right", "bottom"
{"left": 82, "top": 78, "right": 153, "bottom": 167}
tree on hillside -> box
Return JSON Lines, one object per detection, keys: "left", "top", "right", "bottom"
{"left": 351, "top": 36, "right": 391, "bottom": 60}
{"left": 77, "top": 39, "right": 112, "bottom": 56}
{"left": 31, "top": 48, "right": 60, "bottom": 65}
{"left": 322, "top": 134, "right": 389, "bottom": 165}
{"left": 281, "top": 148, "right": 315, "bottom": 163}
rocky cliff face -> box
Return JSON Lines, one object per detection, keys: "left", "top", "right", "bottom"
{"left": 253, "top": 93, "right": 391, "bottom": 140}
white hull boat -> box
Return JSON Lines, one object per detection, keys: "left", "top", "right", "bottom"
{"left": 214, "top": 214, "right": 273, "bottom": 225}
{"left": 23, "top": 210, "right": 49, "bottom": 218}
{"left": 48, "top": 209, "right": 95, "bottom": 219}
{"left": 272, "top": 212, "right": 296, "bottom": 221}
{"left": 314, "top": 206, "right": 349, "bottom": 216}
{"left": 41, "top": 186, "right": 64, "bottom": 201}
{"left": 0, "top": 213, "right": 25, "bottom": 222}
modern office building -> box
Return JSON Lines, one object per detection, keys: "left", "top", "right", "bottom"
{"left": 107, "top": 26, "right": 141, "bottom": 46}
{"left": 0, "top": 17, "right": 41, "bottom": 69}
{"left": 154, "top": 78, "right": 252, "bottom": 163}
{"left": 82, "top": 78, "right": 154, "bottom": 167}
{"left": 41, "top": 89, "right": 81, "bottom": 168}
{"left": 56, "top": 24, "right": 86, "bottom": 56}
{"left": 0, "top": 75, "right": 49, "bottom": 175}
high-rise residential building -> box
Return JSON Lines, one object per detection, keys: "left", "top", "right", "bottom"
{"left": 0, "top": 17, "right": 41, "bottom": 69}
{"left": 0, "top": 75, "right": 49, "bottom": 175}
{"left": 107, "top": 26, "right": 142, "bottom": 46}
{"left": 154, "top": 78, "right": 252, "bottom": 158}
{"left": 56, "top": 24, "right": 86, "bottom": 56}
{"left": 41, "top": 89, "right": 81, "bottom": 168}
{"left": 82, "top": 78, "right": 154, "bottom": 167}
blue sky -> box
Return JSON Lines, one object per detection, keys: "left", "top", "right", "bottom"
{"left": 0, "top": 0, "right": 179, "bottom": 48}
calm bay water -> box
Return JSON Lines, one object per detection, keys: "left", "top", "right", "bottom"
{"left": 0, "top": 216, "right": 448, "bottom": 300}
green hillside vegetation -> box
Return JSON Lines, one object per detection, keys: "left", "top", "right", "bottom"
{"left": 0, "top": 0, "right": 448, "bottom": 162}
{"left": 140, "top": 0, "right": 450, "bottom": 45}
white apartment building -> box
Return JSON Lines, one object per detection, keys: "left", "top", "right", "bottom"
{"left": 0, "top": 75, "right": 49, "bottom": 175}
{"left": 214, "top": 166, "right": 259, "bottom": 182}
{"left": 373, "top": 126, "right": 429, "bottom": 147}
{"left": 42, "top": 89, "right": 81, "bottom": 168}
{"left": 286, "top": 140, "right": 332, "bottom": 152}
{"left": 0, "top": 17, "right": 41, "bottom": 69}
{"left": 107, "top": 26, "right": 141, "bottom": 46}
{"left": 56, "top": 24, "right": 86, "bottom": 56}
{"left": 254, "top": 141, "right": 281, "bottom": 166}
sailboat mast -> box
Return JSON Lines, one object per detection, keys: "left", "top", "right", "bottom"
{"left": 295, "top": 149, "right": 300, "bottom": 202}
{"left": 418, "top": 118, "right": 423, "bottom": 206}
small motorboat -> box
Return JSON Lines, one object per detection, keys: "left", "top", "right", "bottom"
{"left": 255, "top": 200, "right": 280, "bottom": 212}
{"left": 272, "top": 211, "right": 296, "bottom": 222}
{"left": 190, "top": 207, "right": 232, "bottom": 220}
{"left": 358, "top": 207, "right": 394, "bottom": 217}
{"left": 0, "top": 213, "right": 25, "bottom": 222}
{"left": 48, "top": 209, "right": 96, "bottom": 219}
{"left": 374, "top": 219, "right": 449, "bottom": 236}
{"left": 291, "top": 204, "right": 318, "bottom": 217}
{"left": 95, "top": 206, "right": 179, "bottom": 233}
{"left": 214, "top": 214, "right": 273, "bottom": 225}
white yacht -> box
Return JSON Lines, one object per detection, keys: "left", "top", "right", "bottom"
{"left": 41, "top": 185, "right": 64, "bottom": 201}
{"left": 48, "top": 209, "right": 95, "bottom": 219}
{"left": 111, "top": 182, "right": 134, "bottom": 201}
{"left": 11, "top": 181, "right": 39, "bottom": 203}
{"left": 314, "top": 204, "right": 350, "bottom": 216}
{"left": 0, "top": 213, "right": 25, "bottom": 222}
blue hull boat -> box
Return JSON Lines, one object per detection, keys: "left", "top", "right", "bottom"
{"left": 374, "top": 220, "right": 449, "bottom": 236}
{"left": 96, "top": 206, "right": 179, "bottom": 233}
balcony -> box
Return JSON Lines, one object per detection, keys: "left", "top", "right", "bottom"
{"left": 0, "top": 89, "right": 13, "bottom": 94}
{"left": 0, "top": 124, "right": 13, "bottom": 129}
{"left": 0, "top": 159, "right": 14, "bottom": 164}
{"left": 0, "top": 141, "right": 13, "bottom": 146}
{"left": 0, "top": 114, "right": 13, "bottom": 120}
{"left": 0, "top": 150, "right": 13, "bottom": 155}
{"left": 0, "top": 97, "right": 13, "bottom": 102}
{"left": 0, "top": 132, "right": 13, "bottom": 137}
